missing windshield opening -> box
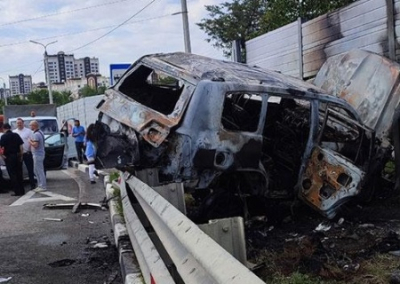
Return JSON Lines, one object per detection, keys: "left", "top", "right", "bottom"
{"left": 119, "top": 65, "right": 184, "bottom": 115}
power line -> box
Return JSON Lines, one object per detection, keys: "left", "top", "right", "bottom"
{"left": 0, "top": 60, "right": 42, "bottom": 74}
{"left": 0, "top": 0, "right": 132, "bottom": 27}
{"left": 0, "top": 14, "right": 172, "bottom": 48}
{"left": 70, "top": 0, "right": 157, "bottom": 52}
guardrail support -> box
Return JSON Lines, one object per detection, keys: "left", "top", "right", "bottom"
{"left": 199, "top": 217, "right": 247, "bottom": 265}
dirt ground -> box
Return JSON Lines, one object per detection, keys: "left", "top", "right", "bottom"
{"left": 246, "top": 194, "right": 400, "bottom": 283}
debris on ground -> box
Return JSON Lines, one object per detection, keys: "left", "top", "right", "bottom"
{"left": 43, "top": 202, "right": 106, "bottom": 213}
{"left": 93, "top": 243, "right": 109, "bottom": 249}
{"left": 0, "top": 277, "right": 12, "bottom": 283}
{"left": 245, "top": 198, "right": 400, "bottom": 283}
{"left": 48, "top": 259, "right": 76, "bottom": 267}
{"left": 43, "top": 218, "right": 63, "bottom": 222}
{"left": 314, "top": 222, "right": 331, "bottom": 232}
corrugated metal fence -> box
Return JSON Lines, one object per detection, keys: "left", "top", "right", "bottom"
{"left": 57, "top": 95, "right": 104, "bottom": 127}
{"left": 246, "top": 0, "right": 400, "bottom": 79}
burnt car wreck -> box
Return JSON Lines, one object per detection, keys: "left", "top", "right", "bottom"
{"left": 94, "top": 50, "right": 399, "bottom": 220}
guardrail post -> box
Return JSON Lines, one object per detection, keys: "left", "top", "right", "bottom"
{"left": 199, "top": 217, "right": 247, "bottom": 265}
{"left": 135, "top": 168, "right": 159, "bottom": 186}
{"left": 153, "top": 183, "right": 186, "bottom": 215}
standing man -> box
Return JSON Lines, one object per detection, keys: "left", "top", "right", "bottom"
{"left": 14, "top": 118, "right": 36, "bottom": 190}
{"left": 0, "top": 123, "right": 25, "bottom": 196}
{"left": 72, "top": 120, "right": 85, "bottom": 164}
{"left": 29, "top": 120, "right": 46, "bottom": 192}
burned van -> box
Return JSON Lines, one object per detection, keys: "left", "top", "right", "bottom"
{"left": 94, "top": 52, "right": 376, "bottom": 219}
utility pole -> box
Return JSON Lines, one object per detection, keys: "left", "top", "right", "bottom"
{"left": 30, "top": 40, "right": 58, "bottom": 104}
{"left": 181, "top": 0, "right": 191, "bottom": 53}
{"left": 0, "top": 77, "right": 6, "bottom": 106}
{"left": 173, "top": 0, "right": 191, "bottom": 53}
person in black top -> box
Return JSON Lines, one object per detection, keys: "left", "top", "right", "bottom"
{"left": 0, "top": 123, "right": 25, "bottom": 196}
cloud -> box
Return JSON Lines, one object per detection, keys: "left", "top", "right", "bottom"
{"left": 0, "top": 0, "right": 227, "bottom": 85}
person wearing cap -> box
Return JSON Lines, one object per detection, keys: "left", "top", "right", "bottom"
{"left": 0, "top": 123, "right": 25, "bottom": 196}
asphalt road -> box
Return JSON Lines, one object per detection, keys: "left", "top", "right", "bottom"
{"left": 0, "top": 168, "right": 121, "bottom": 284}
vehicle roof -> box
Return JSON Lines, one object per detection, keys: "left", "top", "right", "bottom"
{"left": 9, "top": 116, "right": 57, "bottom": 121}
{"left": 140, "top": 52, "right": 326, "bottom": 95}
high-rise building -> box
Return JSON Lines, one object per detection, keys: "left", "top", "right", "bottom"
{"left": 9, "top": 74, "right": 32, "bottom": 96}
{"left": 45, "top": 51, "right": 99, "bottom": 83}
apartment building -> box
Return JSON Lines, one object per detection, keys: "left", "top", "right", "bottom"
{"left": 46, "top": 51, "right": 99, "bottom": 83}
{"left": 9, "top": 74, "right": 32, "bottom": 96}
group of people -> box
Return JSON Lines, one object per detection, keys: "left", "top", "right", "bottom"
{"left": 0, "top": 117, "right": 99, "bottom": 196}
{"left": 0, "top": 118, "right": 46, "bottom": 196}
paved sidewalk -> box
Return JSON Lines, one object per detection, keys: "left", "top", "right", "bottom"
{"left": 0, "top": 169, "right": 121, "bottom": 284}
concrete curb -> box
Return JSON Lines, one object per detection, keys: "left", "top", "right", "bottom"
{"left": 69, "top": 160, "right": 143, "bottom": 284}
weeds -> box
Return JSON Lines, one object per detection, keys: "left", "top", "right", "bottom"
{"left": 112, "top": 186, "right": 124, "bottom": 219}
{"left": 109, "top": 171, "right": 120, "bottom": 182}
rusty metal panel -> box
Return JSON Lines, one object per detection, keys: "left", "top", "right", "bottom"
{"left": 314, "top": 49, "right": 400, "bottom": 139}
{"left": 299, "top": 147, "right": 364, "bottom": 219}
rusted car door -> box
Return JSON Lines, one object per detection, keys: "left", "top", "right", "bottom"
{"left": 298, "top": 103, "right": 373, "bottom": 218}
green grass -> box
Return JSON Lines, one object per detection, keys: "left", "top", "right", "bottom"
{"left": 109, "top": 171, "right": 120, "bottom": 182}
{"left": 269, "top": 272, "right": 337, "bottom": 284}
{"left": 255, "top": 249, "right": 399, "bottom": 284}
{"left": 112, "top": 186, "right": 124, "bottom": 219}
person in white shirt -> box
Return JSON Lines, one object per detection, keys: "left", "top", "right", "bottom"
{"left": 13, "top": 118, "right": 36, "bottom": 190}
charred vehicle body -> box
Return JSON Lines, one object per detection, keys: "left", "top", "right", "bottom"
{"left": 313, "top": 49, "right": 400, "bottom": 199}
{"left": 93, "top": 52, "right": 394, "bottom": 220}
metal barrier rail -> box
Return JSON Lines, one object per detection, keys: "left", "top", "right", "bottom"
{"left": 119, "top": 172, "right": 266, "bottom": 284}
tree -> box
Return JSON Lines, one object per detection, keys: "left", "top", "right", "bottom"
{"left": 262, "top": 0, "right": 357, "bottom": 31}
{"left": 79, "top": 85, "right": 98, "bottom": 98}
{"left": 27, "top": 89, "right": 50, "bottom": 104}
{"left": 197, "top": 0, "right": 268, "bottom": 58}
{"left": 198, "top": 0, "right": 356, "bottom": 58}
{"left": 53, "top": 91, "right": 72, "bottom": 106}
{"left": 98, "top": 86, "right": 107, "bottom": 94}
{"left": 24, "top": 89, "right": 72, "bottom": 106}
{"left": 6, "top": 96, "right": 30, "bottom": 105}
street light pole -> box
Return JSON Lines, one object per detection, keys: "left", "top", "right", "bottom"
{"left": 30, "top": 40, "right": 57, "bottom": 104}
{"left": 0, "top": 77, "right": 6, "bottom": 106}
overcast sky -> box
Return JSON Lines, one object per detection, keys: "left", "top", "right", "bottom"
{"left": 0, "top": 0, "right": 226, "bottom": 86}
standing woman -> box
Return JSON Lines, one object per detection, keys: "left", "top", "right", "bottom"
{"left": 85, "top": 123, "right": 98, "bottom": 184}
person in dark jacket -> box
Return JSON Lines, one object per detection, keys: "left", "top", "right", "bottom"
{"left": 0, "top": 123, "right": 24, "bottom": 196}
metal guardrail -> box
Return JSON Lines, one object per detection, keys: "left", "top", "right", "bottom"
{"left": 118, "top": 172, "right": 266, "bottom": 284}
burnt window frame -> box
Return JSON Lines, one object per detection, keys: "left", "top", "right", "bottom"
{"left": 317, "top": 102, "right": 374, "bottom": 167}
{"left": 116, "top": 64, "right": 191, "bottom": 118}
{"left": 220, "top": 91, "right": 266, "bottom": 133}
